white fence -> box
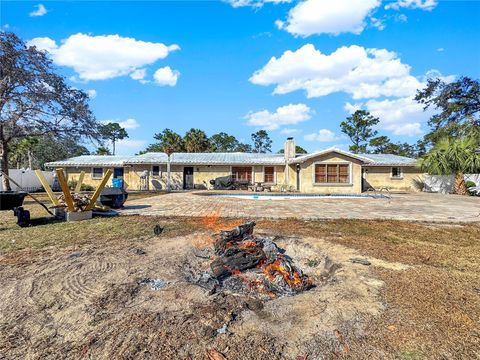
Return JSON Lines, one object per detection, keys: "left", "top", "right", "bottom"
{"left": 0, "top": 169, "right": 56, "bottom": 192}
{"left": 424, "top": 174, "right": 480, "bottom": 193}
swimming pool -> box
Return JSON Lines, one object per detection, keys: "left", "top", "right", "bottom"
{"left": 204, "top": 193, "right": 387, "bottom": 200}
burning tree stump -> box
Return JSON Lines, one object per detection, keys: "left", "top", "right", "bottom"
{"left": 207, "top": 222, "right": 312, "bottom": 297}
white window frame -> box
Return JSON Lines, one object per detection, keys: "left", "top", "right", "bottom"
{"left": 151, "top": 164, "right": 161, "bottom": 177}
{"left": 391, "top": 167, "right": 403, "bottom": 179}
{"left": 91, "top": 167, "right": 104, "bottom": 179}
{"left": 263, "top": 165, "right": 276, "bottom": 184}
{"left": 312, "top": 161, "right": 353, "bottom": 186}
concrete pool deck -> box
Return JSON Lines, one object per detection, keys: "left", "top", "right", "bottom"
{"left": 119, "top": 191, "right": 480, "bottom": 223}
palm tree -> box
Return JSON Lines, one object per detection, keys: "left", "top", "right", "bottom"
{"left": 184, "top": 128, "right": 210, "bottom": 153}
{"left": 420, "top": 136, "right": 480, "bottom": 195}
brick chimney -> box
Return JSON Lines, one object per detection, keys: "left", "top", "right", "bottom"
{"left": 284, "top": 137, "right": 296, "bottom": 161}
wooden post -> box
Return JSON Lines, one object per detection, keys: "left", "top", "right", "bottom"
{"left": 75, "top": 171, "right": 85, "bottom": 192}
{"left": 85, "top": 169, "right": 112, "bottom": 211}
{"left": 35, "top": 169, "right": 59, "bottom": 206}
{"left": 56, "top": 168, "right": 75, "bottom": 212}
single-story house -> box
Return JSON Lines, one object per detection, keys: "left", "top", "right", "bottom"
{"left": 45, "top": 138, "right": 424, "bottom": 193}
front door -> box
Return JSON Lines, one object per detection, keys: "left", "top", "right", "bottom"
{"left": 183, "top": 167, "right": 194, "bottom": 190}
{"left": 114, "top": 167, "right": 124, "bottom": 178}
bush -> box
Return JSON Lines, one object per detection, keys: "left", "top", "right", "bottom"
{"left": 67, "top": 180, "right": 95, "bottom": 192}
{"left": 466, "top": 180, "right": 478, "bottom": 196}
{"left": 411, "top": 177, "right": 426, "bottom": 192}
{"left": 80, "top": 184, "right": 95, "bottom": 191}
{"left": 67, "top": 179, "right": 76, "bottom": 190}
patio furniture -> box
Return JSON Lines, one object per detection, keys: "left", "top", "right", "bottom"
{"left": 248, "top": 182, "right": 272, "bottom": 192}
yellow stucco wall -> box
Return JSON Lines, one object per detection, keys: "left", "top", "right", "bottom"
{"left": 295, "top": 153, "right": 363, "bottom": 194}
{"left": 63, "top": 160, "right": 421, "bottom": 193}
{"left": 193, "top": 166, "right": 231, "bottom": 189}
{"left": 65, "top": 164, "right": 286, "bottom": 191}
{"left": 65, "top": 167, "right": 115, "bottom": 189}
{"left": 363, "top": 166, "right": 424, "bottom": 192}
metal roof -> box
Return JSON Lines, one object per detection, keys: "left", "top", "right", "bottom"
{"left": 359, "top": 154, "right": 417, "bottom": 166}
{"left": 126, "top": 152, "right": 285, "bottom": 165}
{"left": 289, "top": 148, "right": 373, "bottom": 164}
{"left": 45, "top": 150, "right": 417, "bottom": 168}
{"left": 125, "top": 152, "right": 168, "bottom": 164}
{"left": 45, "top": 155, "right": 133, "bottom": 168}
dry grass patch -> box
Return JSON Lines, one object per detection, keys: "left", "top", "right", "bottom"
{"left": 0, "top": 215, "right": 479, "bottom": 359}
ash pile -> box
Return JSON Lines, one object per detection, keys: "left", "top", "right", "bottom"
{"left": 189, "top": 221, "right": 313, "bottom": 298}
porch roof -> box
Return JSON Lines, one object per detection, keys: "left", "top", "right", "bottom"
{"left": 289, "top": 147, "right": 417, "bottom": 167}
{"left": 45, "top": 155, "right": 132, "bottom": 168}
{"left": 125, "top": 152, "right": 286, "bottom": 165}
{"left": 45, "top": 150, "right": 417, "bottom": 168}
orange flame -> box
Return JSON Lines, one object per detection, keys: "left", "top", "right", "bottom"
{"left": 192, "top": 212, "right": 222, "bottom": 248}
{"left": 239, "top": 240, "right": 257, "bottom": 250}
{"left": 263, "top": 258, "right": 303, "bottom": 288}
{"left": 200, "top": 211, "right": 245, "bottom": 233}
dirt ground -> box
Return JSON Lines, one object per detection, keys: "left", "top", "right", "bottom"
{"left": 0, "top": 205, "right": 479, "bottom": 359}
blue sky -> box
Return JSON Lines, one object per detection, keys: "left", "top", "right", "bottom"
{"left": 2, "top": 0, "right": 479, "bottom": 154}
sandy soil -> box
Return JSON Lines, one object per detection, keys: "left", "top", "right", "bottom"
{"left": 0, "top": 229, "right": 410, "bottom": 359}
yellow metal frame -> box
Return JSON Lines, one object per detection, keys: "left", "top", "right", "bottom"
{"left": 35, "top": 169, "right": 59, "bottom": 206}
{"left": 56, "top": 168, "right": 75, "bottom": 212}
{"left": 85, "top": 169, "right": 113, "bottom": 211}
{"left": 74, "top": 171, "right": 85, "bottom": 192}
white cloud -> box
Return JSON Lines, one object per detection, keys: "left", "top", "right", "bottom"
{"left": 245, "top": 103, "right": 313, "bottom": 130}
{"left": 370, "top": 17, "right": 386, "bottom": 31}
{"left": 252, "top": 44, "right": 455, "bottom": 138}
{"left": 395, "top": 13, "right": 408, "bottom": 22}
{"left": 437, "top": 47, "right": 444, "bottom": 52}
{"left": 130, "top": 68, "right": 147, "bottom": 81}
{"left": 385, "top": 0, "right": 437, "bottom": 11}
{"left": 115, "top": 139, "right": 147, "bottom": 155}
{"left": 343, "top": 102, "right": 361, "bottom": 114}
{"left": 27, "top": 37, "right": 57, "bottom": 53}
{"left": 29, "top": 4, "right": 47, "bottom": 17}
{"left": 153, "top": 66, "right": 180, "bottom": 86}
{"left": 280, "top": 128, "right": 301, "bottom": 135}
{"left": 278, "top": 0, "right": 381, "bottom": 36}
{"left": 274, "top": 20, "right": 284, "bottom": 29}
{"left": 304, "top": 129, "right": 338, "bottom": 142}
{"left": 345, "top": 97, "right": 428, "bottom": 136}
{"left": 102, "top": 118, "right": 140, "bottom": 130}
{"left": 225, "top": 0, "right": 291, "bottom": 8}
{"left": 27, "top": 33, "right": 180, "bottom": 81}
{"left": 86, "top": 89, "right": 97, "bottom": 99}
{"left": 250, "top": 44, "right": 425, "bottom": 99}
{"left": 2, "top": 24, "right": 10, "bottom": 29}
{"left": 119, "top": 118, "right": 140, "bottom": 129}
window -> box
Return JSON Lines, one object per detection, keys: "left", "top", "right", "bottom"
{"left": 314, "top": 163, "right": 350, "bottom": 184}
{"left": 152, "top": 165, "right": 160, "bottom": 176}
{"left": 92, "top": 167, "right": 103, "bottom": 179}
{"left": 232, "top": 167, "right": 252, "bottom": 182}
{"left": 264, "top": 166, "right": 275, "bottom": 183}
{"left": 391, "top": 167, "right": 402, "bottom": 178}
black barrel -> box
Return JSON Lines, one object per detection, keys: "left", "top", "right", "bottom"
{"left": 100, "top": 187, "right": 129, "bottom": 209}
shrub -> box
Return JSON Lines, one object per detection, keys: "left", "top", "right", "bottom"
{"left": 67, "top": 180, "right": 95, "bottom": 192}
{"left": 466, "top": 180, "right": 478, "bottom": 196}
{"left": 411, "top": 177, "right": 426, "bottom": 192}
{"left": 67, "top": 179, "right": 77, "bottom": 190}
{"left": 80, "top": 184, "right": 95, "bottom": 191}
